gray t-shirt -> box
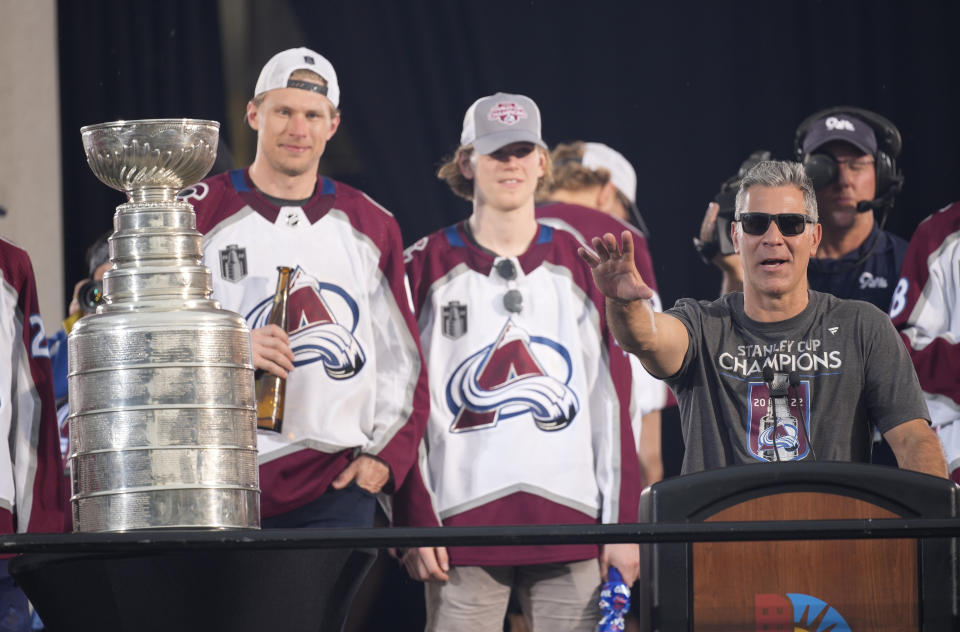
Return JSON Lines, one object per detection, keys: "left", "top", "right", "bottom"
{"left": 665, "top": 290, "right": 929, "bottom": 474}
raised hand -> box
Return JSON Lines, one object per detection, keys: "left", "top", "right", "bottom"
{"left": 578, "top": 231, "right": 655, "bottom": 303}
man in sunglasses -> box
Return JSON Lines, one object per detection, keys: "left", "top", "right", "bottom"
{"left": 396, "top": 93, "right": 643, "bottom": 631}
{"left": 581, "top": 160, "right": 946, "bottom": 478}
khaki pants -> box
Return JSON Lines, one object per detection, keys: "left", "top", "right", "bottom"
{"left": 424, "top": 560, "right": 601, "bottom": 632}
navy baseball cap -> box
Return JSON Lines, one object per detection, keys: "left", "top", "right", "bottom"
{"left": 801, "top": 113, "right": 878, "bottom": 156}
{"left": 460, "top": 93, "right": 547, "bottom": 155}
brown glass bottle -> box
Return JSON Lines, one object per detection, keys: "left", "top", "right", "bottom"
{"left": 255, "top": 266, "right": 293, "bottom": 432}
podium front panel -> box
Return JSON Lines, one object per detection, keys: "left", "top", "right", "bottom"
{"left": 637, "top": 463, "right": 959, "bottom": 631}
{"left": 692, "top": 491, "right": 916, "bottom": 630}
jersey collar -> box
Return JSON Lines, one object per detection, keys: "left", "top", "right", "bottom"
{"left": 446, "top": 220, "right": 556, "bottom": 275}
{"left": 229, "top": 168, "right": 337, "bottom": 224}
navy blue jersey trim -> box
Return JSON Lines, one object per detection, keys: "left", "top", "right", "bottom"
{"left": 229, "top": 169, "right": 249, "bottom": 193}
{"left": 320, "top": 177, "right": 336, "bottom": 196}
{"left": 537, "top": 225, "right": 554, "bottom": 244}
{"left": 445, "top": 224, "right": 466, "bottom": 247}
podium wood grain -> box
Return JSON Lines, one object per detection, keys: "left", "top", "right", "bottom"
{"left": 692, "top": 491, "right": 916, "bottom": 630}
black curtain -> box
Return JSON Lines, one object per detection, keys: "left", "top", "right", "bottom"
{"left": 57, "top": 0, "right": 960, "bottom": 308}
{"left": 286, "top": 0, "right": 960, "bottom": 307}
{"left": 57, "top": 0, "right": 226, "bottom": 301}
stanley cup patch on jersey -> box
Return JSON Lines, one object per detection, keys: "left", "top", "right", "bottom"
{"left": 219, "top": 244, "right": 248, "bottom": 282}
{"left": 442, "top": 301, "right": 468, "bottom": 339}
{"left": 745, "top": 377, "right": 811, "bottom": 462}
{"left": 445, "top": 319, "right": 579, "bottom": 433}
{"left": 246, "top": 266, "right": 366, "bottom": 380}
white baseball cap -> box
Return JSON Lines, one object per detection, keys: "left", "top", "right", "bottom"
{"left": 581, "top": 142, "right": 637, "bottom": 204}
{"left": 253, "top": 47, "right": 340, "bottom": 108}
{"left": 579, "top": 142, "right": 650, "bottom": 237}
{"left": 460, "top": 92, "right": 547, "bottom": 155}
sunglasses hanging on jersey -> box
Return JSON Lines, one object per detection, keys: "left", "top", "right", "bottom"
{"left": 495, "top": 259, "right": 523, "bottom": 314}
{"left": 737, "top": 212, "right": 816, "bottom": 236}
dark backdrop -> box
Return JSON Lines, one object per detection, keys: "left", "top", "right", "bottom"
{"left": 58, "top": 0, "right": 227, "bottom": 286}
{"left": 283, "top": 0, "right": 960, "bottom": 309}
{"left": 59, "top": 0, "right": 960, "bottom": 308}
{"left": 58, "top": 0, "right": 960, "bottom": 480}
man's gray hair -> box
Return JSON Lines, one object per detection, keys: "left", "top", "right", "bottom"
{"left": 734, "top": 160, "right": 818, "bottom": 222}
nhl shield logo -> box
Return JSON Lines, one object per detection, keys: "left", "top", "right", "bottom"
{"left": 219, "top": 244, "right": 248, "bottom": 282}
{"left": 442, "top": 301, "right": 468, "bottom": 339}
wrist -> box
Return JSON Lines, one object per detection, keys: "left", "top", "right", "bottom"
{"left": 608, "top": 295, "right": 643, "bottom": 308}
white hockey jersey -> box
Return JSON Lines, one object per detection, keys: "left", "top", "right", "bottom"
{"left": 890, "top": 201, "right": 960, "bottom": 479}
{"left": 395, "top": 220, "right": 641, "bottom": 566}
{"left": 184, "top": 170, "right": 428, "bottom": 518}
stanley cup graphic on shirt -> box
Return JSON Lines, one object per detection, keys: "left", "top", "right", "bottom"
{"left": 749, "top": 369, "right": 810, "bottom": 463}
{"left": 758, "top": 388, "right": 800, "bottom": 461}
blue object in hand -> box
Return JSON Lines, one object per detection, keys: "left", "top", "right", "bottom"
{"left": 597, "top": 565, "right": 631, "bottom": 632}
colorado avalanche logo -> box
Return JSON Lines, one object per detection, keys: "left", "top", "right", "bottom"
{"left": 746, "top": 377, "right": 810, "bottom": 462}
{"left": 247, "top": 267, "right": 365, "bottom": 380}
{"left": 488, "top": 102, "right": 528, "bottom": 125}
{"left": 177, "top": 182, "right": 209, "bottom": 203}
{"left": 445, "top": 320, "right": 579, "bottom": 433}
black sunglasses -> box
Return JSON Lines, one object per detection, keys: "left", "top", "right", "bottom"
{"left": 737, "top": 212, "right": 815, "bottom": 236}
{"left": 495, "top": 259, "right": 523, "bottom": 313}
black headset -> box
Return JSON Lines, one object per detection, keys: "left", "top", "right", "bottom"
{"left": 793, "top": 106, "right": 904, "bottom": 210}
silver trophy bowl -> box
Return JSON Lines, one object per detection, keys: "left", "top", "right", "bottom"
{"left": 82, "top": 118, "right": 220, "bottom": 201}
{"left": 69, "top": 119, "right": 260, "bottom": 532}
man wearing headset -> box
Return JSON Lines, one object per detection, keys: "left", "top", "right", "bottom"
{"left": 697, "top": 107, "right": 907, "bottom": 312}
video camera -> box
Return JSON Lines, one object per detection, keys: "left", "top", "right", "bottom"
{"left": 77, "top": 279, "right": 104, "bottom": 314}
{"left": 710, "top": 150, "right": 772, "bottom": 257}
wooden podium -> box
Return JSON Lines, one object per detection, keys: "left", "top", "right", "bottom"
{"left": 637, "top": 462, "right": 959, "bottom": 631}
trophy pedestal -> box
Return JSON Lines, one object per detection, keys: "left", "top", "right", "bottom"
{"left": 11, "top": 545, "right": 375, "bottom": 632}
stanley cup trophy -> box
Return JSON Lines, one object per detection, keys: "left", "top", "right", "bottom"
{"left": 69, "top": 119, "right": 260, "bottom": 532}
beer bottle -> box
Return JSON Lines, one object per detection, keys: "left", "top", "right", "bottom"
{"left": 255, "top": 266, "right": 293, "bottom": 432}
